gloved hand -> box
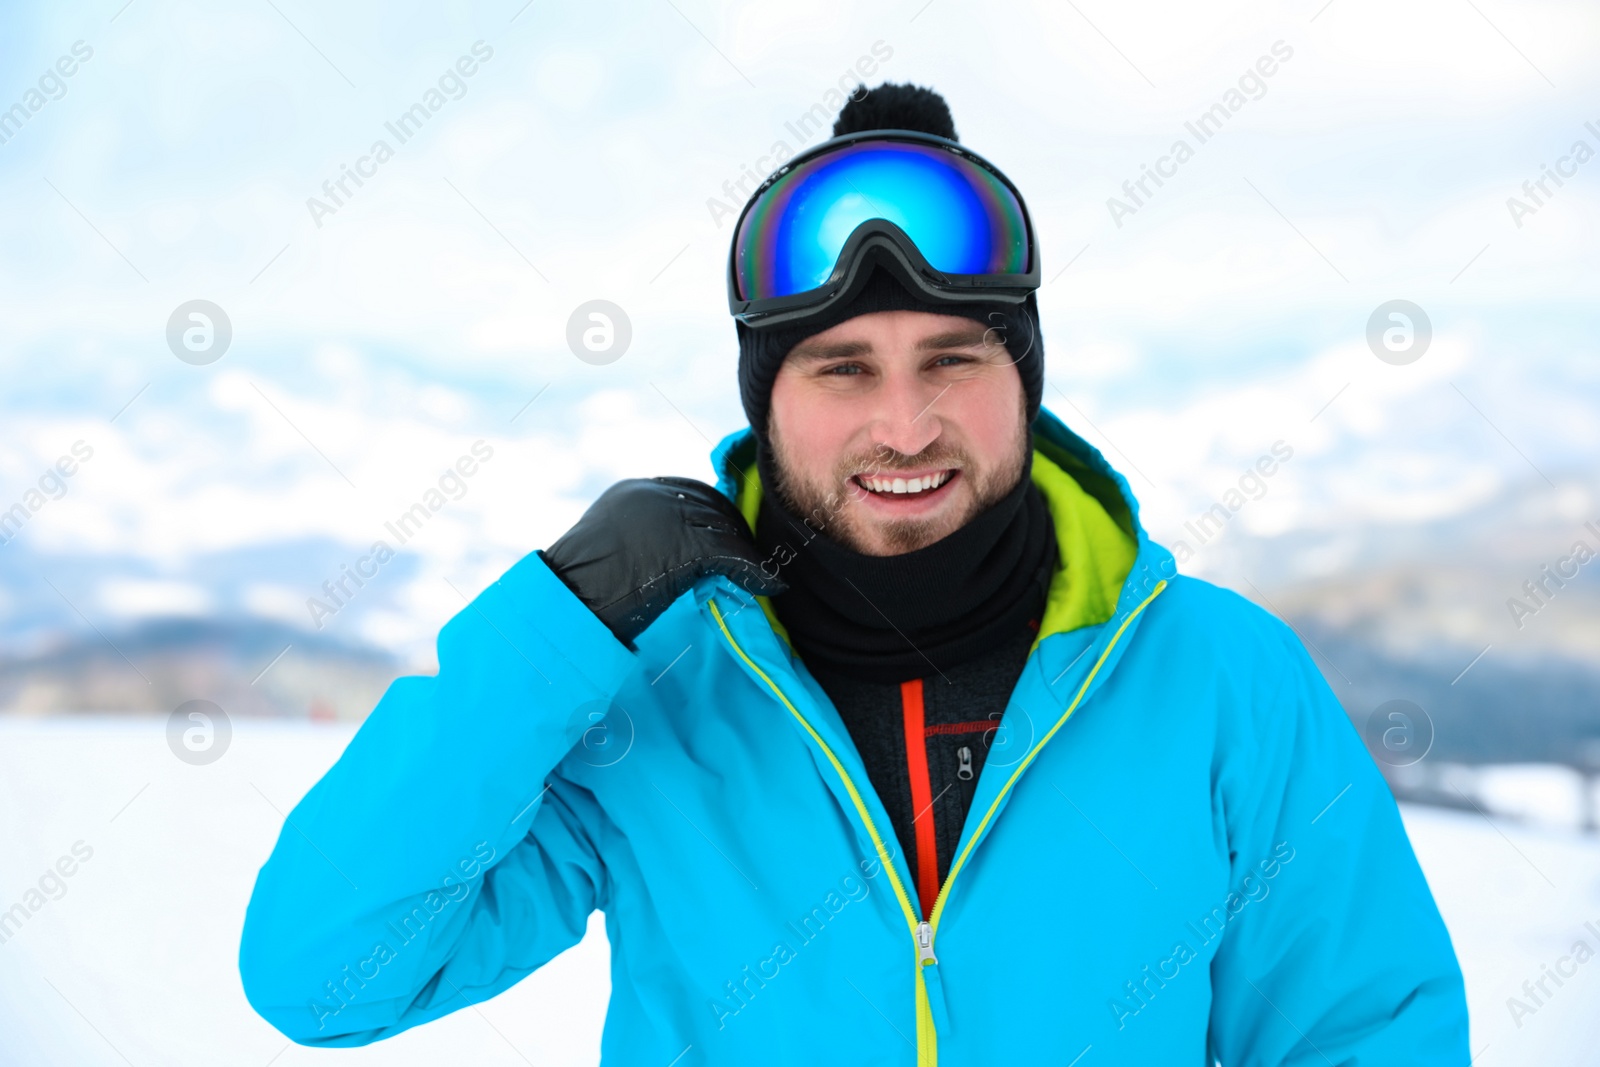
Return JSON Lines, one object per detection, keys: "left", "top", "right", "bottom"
{"left": 538, "top": 476, "right": 787, "bottom": 648}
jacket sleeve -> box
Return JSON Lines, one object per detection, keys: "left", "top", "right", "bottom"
{"left": 1205, "top": 611, "right": 1470, "bottom": 1066}
{"left": 239, "top": 550, "right": 636, "bottom": 1045}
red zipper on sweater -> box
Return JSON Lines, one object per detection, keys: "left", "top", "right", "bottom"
{"left": 902, "top": 617, "right": 1040, "bottom": 916}
{"left": 900, "top": 696, "right": 1002, "bottom": 914}
{"left": 899, "top": 678, "right": 939, "bottom": 917}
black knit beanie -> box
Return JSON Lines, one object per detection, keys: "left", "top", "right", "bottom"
{"left": 734, "top": 83, "right": 1044, "bottom": 443}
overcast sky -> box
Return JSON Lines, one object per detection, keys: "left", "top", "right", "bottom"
{"left": 1, "top": 0, "right": 1595, "bottom": 659}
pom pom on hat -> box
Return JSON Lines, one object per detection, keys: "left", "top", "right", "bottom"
{"left": 832, "top": 82, "right": 959, "bottom": 141}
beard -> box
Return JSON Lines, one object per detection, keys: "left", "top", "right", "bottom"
{"left": 766, "top": 400, "right": 1030, "bottom": 556}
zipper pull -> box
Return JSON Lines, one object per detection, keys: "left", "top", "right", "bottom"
{"left": 916, "top": 920, "right": 952, "bottom": 1035}
{"left": 957, "top": 745, "right": 973, "bottom": 780}
{"left": 916, "top": 920, "right": 938, "bottom": 965}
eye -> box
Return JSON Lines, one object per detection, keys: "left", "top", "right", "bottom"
{"left": 932, "top": 354, "right": 973, "bottom": 368}
{"left": 821, "top": 363, "right": 864, "bottom": 376}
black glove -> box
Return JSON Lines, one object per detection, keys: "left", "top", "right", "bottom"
{"left": 538, "top": 476, "right": 788, "bottom": 647}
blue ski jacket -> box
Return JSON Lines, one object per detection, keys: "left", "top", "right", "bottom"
{"left": 240, "top": 405, "right": 1470, "bottom": 1065}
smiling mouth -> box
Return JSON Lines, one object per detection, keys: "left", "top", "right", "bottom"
{"left": 852, "top": 468, "right": 958, "bottom": 498}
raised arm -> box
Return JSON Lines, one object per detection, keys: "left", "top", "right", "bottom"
{"left": 239, "top": 550, "right": 634, "bottom": 1044}
{"left": 239, "top": 475, "right": 783, "bottom": 1045}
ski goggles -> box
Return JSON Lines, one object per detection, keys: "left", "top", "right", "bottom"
{"left": 727, "top": 130, "right": 1040, "bottom": 328}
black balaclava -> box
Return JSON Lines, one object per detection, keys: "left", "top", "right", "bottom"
{"left": 735, "top": 83, "right": 1056, "bottom": 682}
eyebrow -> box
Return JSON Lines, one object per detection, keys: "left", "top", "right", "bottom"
{"left": 787, "top": 327, "right": 992, "bottom": 365}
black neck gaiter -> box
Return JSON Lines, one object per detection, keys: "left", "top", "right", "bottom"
{"left": 752, "top": 439, "right": 1057, "bottom": 683}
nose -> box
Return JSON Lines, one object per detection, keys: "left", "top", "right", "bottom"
{"left": 867, "top": 367, "right": 945, "bottom": 459}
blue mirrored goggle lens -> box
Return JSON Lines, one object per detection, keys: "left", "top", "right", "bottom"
{"left": 734, "top": 140, "right": 1029, "bottom": 302}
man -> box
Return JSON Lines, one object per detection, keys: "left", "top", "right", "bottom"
{"left": 241, "top": 85, "right": 1469, "bottom": 1064}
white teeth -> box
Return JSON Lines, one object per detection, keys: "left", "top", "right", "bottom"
{"left": 859, "top": 470, "right": 952, "bottom": 495}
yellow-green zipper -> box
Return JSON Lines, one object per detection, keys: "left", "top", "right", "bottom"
{"left": 707, "top": 598, "right": 938, "bottom": 1062}
{"left": 926, "top": 580, "right": 1167, "bottom": 945}
{"left": 707, "top": 579, "right": 1166, "bottom": 1065}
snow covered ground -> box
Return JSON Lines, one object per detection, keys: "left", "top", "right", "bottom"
{"left": 2, "top": 716, "right": 1597, "bottom": 1065}
{"left": 0, "top": 717, "right": 607, "bottom": 1067}
{"left": 1404, "top": 802, "right": 1600, "bottom": 1065}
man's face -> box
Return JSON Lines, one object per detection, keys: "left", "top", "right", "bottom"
{"left": 766, "top": 309, "right": 1029, "bottom": 556}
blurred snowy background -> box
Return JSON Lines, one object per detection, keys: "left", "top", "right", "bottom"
{"left": 1, "top": 0, "right": 1596, "bottom": 1063}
